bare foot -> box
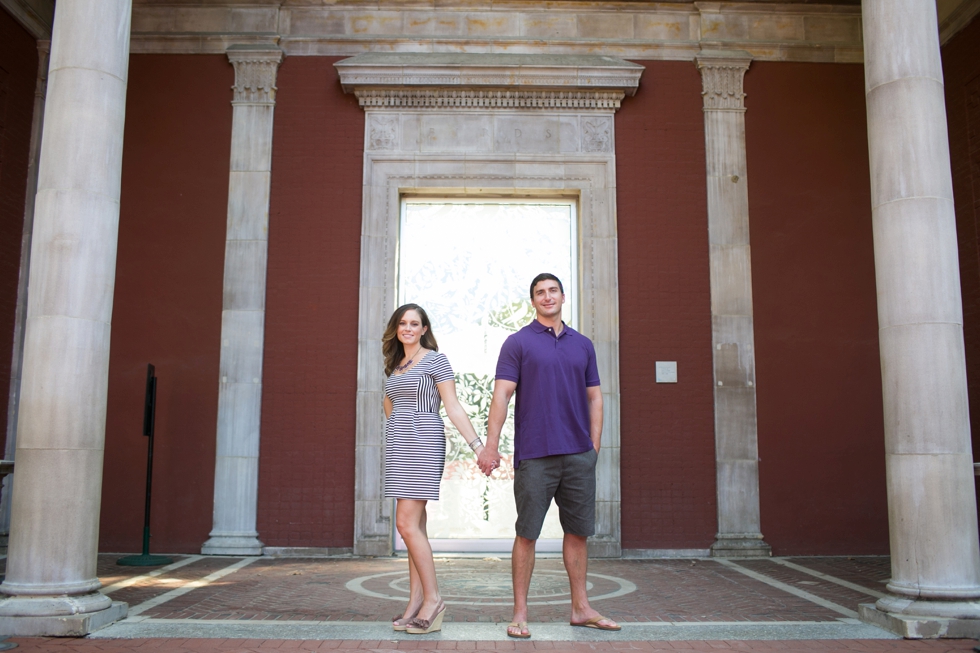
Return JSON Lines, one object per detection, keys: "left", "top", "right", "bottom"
{"left": 506, "top": 621, "right": 531, "bottom": 638}
{"left": 570, "top": 610, "right": 620, "bottom": 631}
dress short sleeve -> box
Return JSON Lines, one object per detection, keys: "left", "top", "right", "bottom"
{"left": 430, "top": 352, "right": 455, "bottom": 383}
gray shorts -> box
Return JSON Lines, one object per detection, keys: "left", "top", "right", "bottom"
{"left": 513, "top": 448, "right": 598, "bottom": 540}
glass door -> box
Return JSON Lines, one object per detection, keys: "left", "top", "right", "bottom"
{"left": 395, "top": 199, "right": 577, "bottom": 552}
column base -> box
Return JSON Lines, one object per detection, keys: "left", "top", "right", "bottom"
{"left": 201, "top": 533, "right": 264, "bottom": 556}
{"left": 710, "top": 533, "right": 772, "bottom": 558}
{"left": 262, "top": 547, "right": 353, "bottom": 557}
{"left": 859, "top": 602, "right": 980, "bottom": 639}
{"left": 587, "top": 538, "right": 622, "bottom": 558}
{"left": 353, "top": 538, "right": 392, "bottom": 557}
{"left": 0, "top": 599, "right": 126, "bottom": 636}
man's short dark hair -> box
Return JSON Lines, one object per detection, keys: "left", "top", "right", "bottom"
{"left": 530, "top": 273, "right": 564, "bottom": 300}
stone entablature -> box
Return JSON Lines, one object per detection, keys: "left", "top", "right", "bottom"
{"left": 336, "top": 53, "right": 643, "bottom": 113}
{"left": 127, "top": 1, "right": 864, "bottom": 63}
{"left": 336, "top": 53, "right": 643, "bottom": 95}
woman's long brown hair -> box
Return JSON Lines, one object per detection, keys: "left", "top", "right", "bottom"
{"left": 382, "top": 304, "right": 439, "bottom": 376}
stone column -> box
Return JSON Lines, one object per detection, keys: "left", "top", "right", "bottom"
{"left": 857, "top": 0, "right": 980, "bottom": 638}
{"left": 696, "top": 51, "right": 771, "bottom": 558}
{"left": 201, "top": 45, "right": 282, "bottom": 556}
{"left": 0, "top": 0, "right": 131, "bottom": 636}
{"left": 1, "top": 39, "right": 50, "bottom": 550}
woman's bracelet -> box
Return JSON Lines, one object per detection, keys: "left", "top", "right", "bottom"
{"left": 468, "top": 436, "right": 484, "bottom": 452}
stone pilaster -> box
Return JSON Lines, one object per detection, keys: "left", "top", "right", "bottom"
{"left": 0, "top": 0, "right": 130, "bottom": 635}
{"left": 0, "top": 39, "right": 49, "bottom": 552}
{"left": 696, "top": 50, "right": 771, "bottom": 559}
{"left": 202, "top": 45, "right": 282, "bottom": 556}
{"left": 856, "top": 0, "right": 980, "bottom": 639}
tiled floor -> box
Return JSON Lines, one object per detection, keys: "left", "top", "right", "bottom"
{"left": 2, "top": 555, "right": 978, "bottom": 652}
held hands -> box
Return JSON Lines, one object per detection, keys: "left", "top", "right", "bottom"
{"left": 477, "top": 445, "right": 501, "bottom": 477}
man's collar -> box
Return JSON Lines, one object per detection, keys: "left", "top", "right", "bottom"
{"left": 531, "top": 319, "right": 570, "bottom": 334}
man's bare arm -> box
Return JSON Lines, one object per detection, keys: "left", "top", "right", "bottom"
{"left": 587, "top": 385, "right": 603, "bottom": 452}
{"left": 478, "top": 379, "right": 516, "bottom": 474}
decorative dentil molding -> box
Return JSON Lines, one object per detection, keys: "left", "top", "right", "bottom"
{"left": 227, "top": 46, "right": 284, "bottom": 105}
{"left": 696, "top": 50, "right": 752, "bottom": 111}
{"left": 355, "top": 89, "right": 626, "bottom": 111}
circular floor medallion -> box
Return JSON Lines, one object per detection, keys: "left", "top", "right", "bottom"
{"left": 347, "top": 569, "right": 636, "bottom": 606}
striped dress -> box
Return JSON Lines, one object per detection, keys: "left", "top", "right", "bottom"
{"left": 384, "top": 351, "right": 455, "bottom": 500}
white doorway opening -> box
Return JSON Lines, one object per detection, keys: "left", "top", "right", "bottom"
{"left": 394, "top": 198, "right": 578, "bottom": 552}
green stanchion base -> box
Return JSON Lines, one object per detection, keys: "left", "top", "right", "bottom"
{"left": 116, "top": 554, "right": 174, "bottom": 567}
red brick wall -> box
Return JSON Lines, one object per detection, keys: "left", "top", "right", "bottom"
{"left": 257, "top": 57, "right": 363, "bottom": 547}
{"left": 95, "top": 54, "right": 898, "bottom": 555}
{"left": 0, "top": 9, "right": 37, "bottom": 454}
{"left": 616, "top": 61, "right": 718, "bottom": 550}
{"left": 101, "top": 55, "right": 231, "bottom": 553}
{"left": 942, "top": 17, "right": 980, "bottom": 510}
{"left": 745, "top": 62, "right": 888, "bottom": 555}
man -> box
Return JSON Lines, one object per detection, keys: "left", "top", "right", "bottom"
{"left": 478, "top": 273, "right": 620, "bottom": 639}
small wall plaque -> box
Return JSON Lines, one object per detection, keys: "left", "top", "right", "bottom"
{"left": 656, "top": 361, "right": 677, "bottom": 383}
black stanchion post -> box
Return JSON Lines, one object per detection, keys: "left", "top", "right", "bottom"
{"left": 117, "top": 364, "right": 173, "bottom": 566}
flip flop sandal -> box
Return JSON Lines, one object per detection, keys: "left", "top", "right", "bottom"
{"left": 570, "top": 615, "right": 621, "bottom": 631}
{"left": 507, "top": 621, "right": 531, "bottom": 638}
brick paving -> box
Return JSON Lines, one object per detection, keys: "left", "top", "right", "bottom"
{"left": 5, "top": 638, "right": 979, "bottom": 652}
{"left": 775, "top": 559, "right": 891, "bottom": 592}
{"left": 98, "top": 557, "right": 188, "bottom": 588}
{"left": 3, "top": 555, "right": 979, "bottom": 651}
{"left": 733, "top": 560, "right": 879, "bottom": 611}
{"left": 129, "top": 557, "right": 855, "bottom": 623}
{"left": 132, "top": 557, "right": 874, "bottom": 624}
{"left": 104, "top": 557, "right": 236, "bottom": 609}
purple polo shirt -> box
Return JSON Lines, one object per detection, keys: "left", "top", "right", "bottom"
{"left": 495, "top": 320, "right": 601, "bottom": 467}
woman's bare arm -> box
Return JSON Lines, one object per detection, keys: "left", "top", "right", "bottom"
{"left": 437, "top": 379, "right": 483, "bottom": 453}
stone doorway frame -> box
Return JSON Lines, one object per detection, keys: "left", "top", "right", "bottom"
{"left": 336, "top": 53, "right": 643, "bottom": 557}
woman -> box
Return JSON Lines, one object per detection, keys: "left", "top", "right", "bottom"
{"left": 383, "top": 303, "right": 489, "bottom": 635}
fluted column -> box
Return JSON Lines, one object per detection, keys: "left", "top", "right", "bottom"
{"left": 1, "top": 39, "right": 50, "bottom": 550}
{"left": 0, "top": 0, "right": 131, "bottom": 635}
{"left": 857, "top": 0, "right": 980, "bottom": 638}
{"left": 202, "top": 45, "right": 282, "bottom": 556}
{"left": 696, "top": 51, "right": 771, "bottom": 559}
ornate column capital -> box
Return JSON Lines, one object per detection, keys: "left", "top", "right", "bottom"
{"left": 227, "top": 45, "right": 283, "bottom": 105}
{"left": 696, "top": 50, "right": 752, "bottom": 111}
